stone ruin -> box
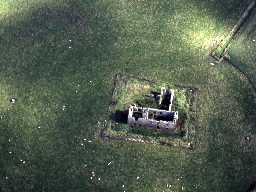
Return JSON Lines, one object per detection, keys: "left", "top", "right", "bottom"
{"left": 128, "top": 87, "right": 179, "bottom": 133}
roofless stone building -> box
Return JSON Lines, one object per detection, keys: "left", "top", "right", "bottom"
{"left": 128, "top": 88, "right": 179, "bottom": 132}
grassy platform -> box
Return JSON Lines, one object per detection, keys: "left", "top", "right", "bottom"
{"left": 100, "top": 74, "right": 198, "bottom": 149}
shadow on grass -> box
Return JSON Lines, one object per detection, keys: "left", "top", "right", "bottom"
{"left": 213, "top": 0, "right": 251, "bottom": 18}
{"left": 0, "top": 1, "right": 122, "bottom": 192}
{"left": 228, "top": 59, "right": 256, "bottom": 92}
{"left": 228, "top": 62, "right": 256, "bottom": 131}
{"left": 111, "top": 110, "right": 128, "bottom": 124}
{"left": 0, "top": 1, "right": 118, "bottom": 82}
{"left": 1, "top": 0, "right": 256, "bottom": 191}
{"left": 182, "top": 116, "right": 256, "bottom": 192}
{"left": 179, "top": 1, "right": 256, "bottom": 191}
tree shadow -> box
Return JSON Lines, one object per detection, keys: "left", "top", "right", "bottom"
{"left": 0, "top": 0, "right": 118, "bottom": 83}
{"left": 0, "top": 1, "right": 120, "bottom": 191}
{"left": 192, "top": 0, "right": 252, "bottom": 23}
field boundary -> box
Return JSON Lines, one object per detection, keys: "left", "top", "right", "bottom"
{"left": 210, "top": 0, "right": 256, "bottom": 61}
{"left": 210, "top": 0, "right": 256, "bottom": 95}
{"left": 98, "top": 73, "right": 200, "bottom": 151}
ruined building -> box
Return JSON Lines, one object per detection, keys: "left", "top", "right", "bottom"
{"left": 128, "top": 88, "right": 179, "bottom": 132}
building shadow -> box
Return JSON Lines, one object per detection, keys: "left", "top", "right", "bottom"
{"left": 247, "top": 181, "right": 256, "bottom": 192}
{"left": 111, "top": 110, "right": 128, "bottom": 124}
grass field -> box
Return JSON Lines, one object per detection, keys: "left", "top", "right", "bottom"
{"left": 229, "top": 5, "right": 256, "bottom": 91}
{"left": 103, "top": 75, "right": 195, "bottom": 148}
{"left": 0, "top": 0, "right": 256, "bottom": 191}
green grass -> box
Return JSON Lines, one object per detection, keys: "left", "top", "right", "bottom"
{"left": 229, "top": 6, "right": 256, "bottom": 89}
{"left": 0, "top": 0, "right": 255, "bottom": 191}
{"left": 106, "top": 76, "right": 193, "bottom": 144}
